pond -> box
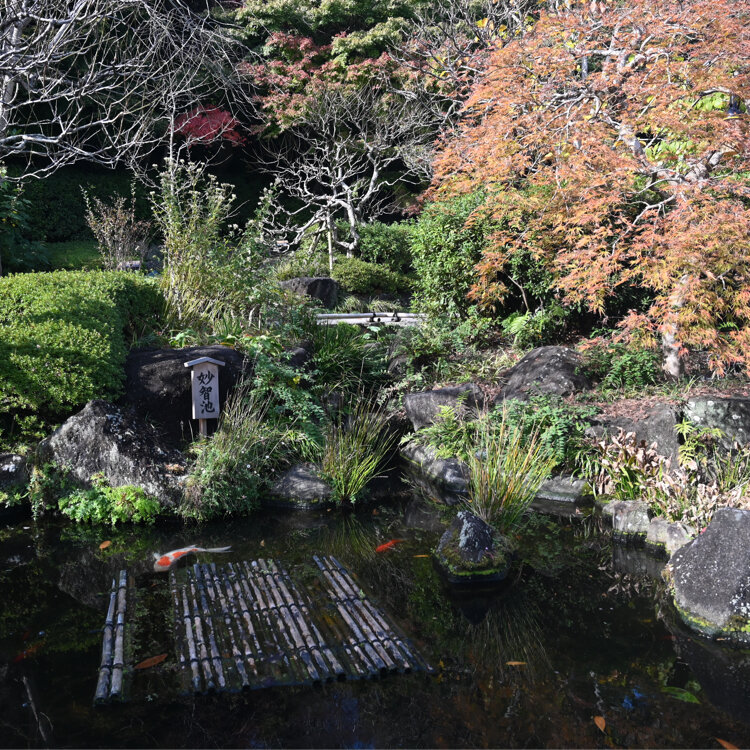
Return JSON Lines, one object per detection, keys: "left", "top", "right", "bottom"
{"left": 2, "top": 496, "right": 750, "bottom": 748}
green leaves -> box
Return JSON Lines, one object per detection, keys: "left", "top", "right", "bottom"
{"left": 661, "top": 686, "right": 701, "bottom": 703}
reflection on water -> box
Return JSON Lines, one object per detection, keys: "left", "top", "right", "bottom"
{"left": 1, "top": 501, "right": 750, "bottom": 748}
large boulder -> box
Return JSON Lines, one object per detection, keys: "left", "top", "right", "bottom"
{"left": 534, "top": 475, "right": 592, "bottom": 506}
{"left": 586, "top": 403, "right": 680, "bottom": 464}
{"left": 683, "top": 396, "right": 750, "bottom": 451}
{"left": 279, "top": 276, "right": 339, "bottom": 309}
{"left": 401, "top": 442, "right": 469, "bottom": 501}
{"left": 435, "top": 510, "right": 513, "bottom": 584}
{"left": 268, "top": 464, "right": 333, "bottom": 509}
{"left": 646, "top": 517, "right": 695, "bottom": 556}
{"left": 122, "top": 346, "right": 250, "bottom": 447}
{"left": 403, "top": 383, "right": 483, "bottom": 431}
{"left": 499, "top": 346, "right": 591, "bottom": 402}
{"left": 37, "top": 400, "right": 187, "bottom": 506}
{"left": 601, "top": 500, "right": 651, "bottom": 540}
{"left": 670, "top": 508, "right": 750, "bottom": 642}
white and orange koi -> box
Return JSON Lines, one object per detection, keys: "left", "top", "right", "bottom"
{"left": 153, "top": 545, "right": 231, "bottom": 572}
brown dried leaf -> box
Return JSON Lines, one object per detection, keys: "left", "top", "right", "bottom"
{"left": 134, "top": 653, "right": 167, "bottom": 670}
{"left": 715, "top": 740, "right": 739, "bottom": 750}
{"left": 99, "top": 541, "right": 111, "bottom": 550}
{"left": 594, "top": 716, "right": 606, "bottom": 732}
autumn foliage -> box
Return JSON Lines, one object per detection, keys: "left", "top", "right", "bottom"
{"left": 430, "top": 0, "right": 750, "bottom": 374}
{"left": 174, "top": 106, "right": 246, "bottom": 146}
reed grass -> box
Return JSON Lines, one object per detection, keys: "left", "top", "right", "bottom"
{"left": 464, "top": 406, "right": 556, "bottom": 533}
{"left": 321, "top": 400, "right": 397, "bottom": 505}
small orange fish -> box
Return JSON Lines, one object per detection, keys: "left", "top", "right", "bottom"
{"left": 13, "top": 641, "right": 43, "bottom": 663}
{"left": 153, "top": 545, "right": 231, "bottom": 572}
{"left": 375, "top": 539, "right": 403, "bottom": 553}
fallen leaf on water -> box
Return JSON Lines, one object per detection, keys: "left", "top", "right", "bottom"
{"left": 99, "top": 541, "right": 111, "bottom": 550}
{"left": 260, "top": 540, "right": 265, "bottom": 547}
{"left": 715, "top": 740, "right": 739, "bottom": 750}
{"left": 594, "top": 716, "right": 606, "bottom": 732}
{"left": 413, "top": 554, "right": 429, "bottom": 558}
{"left": 505, "top": 661, "right": 526, "bottom": 667}
{"left": 662, "top": 686, "right": 700, "bottom": 703}
{"left": 134, "top": 654, "right": 167, "bottom": 670}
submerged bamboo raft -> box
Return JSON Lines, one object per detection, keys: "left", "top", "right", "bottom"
{"left": 171, "top": 556, "right": 432, "bottom": 694}
{"left": 94, "top": 570, "right": 130, "bottom": 703}
{"left": 95, "top": 556, "right": 431, "bottom": 702}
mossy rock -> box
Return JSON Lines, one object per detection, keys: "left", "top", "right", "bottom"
{"left": 434, "top": 510, "right": 514, "bottom": 585}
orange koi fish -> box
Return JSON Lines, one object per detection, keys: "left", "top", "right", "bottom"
{"left": 375, "top": 539, "right": 403, "bottom": 553}
{"left": 153, "top": 545, "right": 231, "bottom": 572}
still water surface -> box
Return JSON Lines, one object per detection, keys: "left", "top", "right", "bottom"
{"left": 2, "top": 498, "right": 750, "bottom": 748}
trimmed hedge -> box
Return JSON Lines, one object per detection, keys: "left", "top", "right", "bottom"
{"left": 331, "top": 256, "right": 411, "bottom": 295}
{"left": 0, "top": 271, "right": 163, "bottom": 450}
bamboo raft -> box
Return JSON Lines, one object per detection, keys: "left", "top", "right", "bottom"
{"left": 94, "top": 570, "right": 130, "bottom": 703}
{"left": 315, "top": 312, "right": 425, "bottom": 327}
{"left": 95, "top": 557, "right": 432, "bottom": 702}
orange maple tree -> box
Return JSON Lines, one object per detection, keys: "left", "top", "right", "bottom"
{"left": 430, "top": 0, "right": 750, "bottom": 375}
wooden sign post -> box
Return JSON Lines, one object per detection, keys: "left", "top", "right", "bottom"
{"left": 184, "top": 356, "right": 226, "bottom": 437}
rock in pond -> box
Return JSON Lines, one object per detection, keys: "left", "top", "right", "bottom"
{"left": 646, "top": 517, "right": 695, "bottom": 556}
{"left": 401, "top": 442, "right": 468, "bottom": 503}
{"left": 279, "top": 276, "right": 339, "bottom": 309}
{"left": 435, "top": 510, "right": 513, "bottom": 585}
{"left": 403, "top": 383, "right": 484, "bottom": 431}
{"left": 601, "top": 500, "right": 651, "bottom": 541}
{"left": 670, "top": 507, "right": 750, "bottom": 643}
{"left": 122, "top": 345, "right": 250, "bottom": 447}
{"left": 534, "top": 474, "right": 592, "bottom": 506}
{"left": 37, "top": 400, "right": 187, "bottom": 506}
{"left": 267, "top": 464, "right": 334, "bottom": 510}
{"left": 498, "top": 346, "right": 591, "bottom": 402}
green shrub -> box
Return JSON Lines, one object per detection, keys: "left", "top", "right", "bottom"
{"left": 58, "top": 476, "right": 161, "bottom": 525}
{"left": 410, "top": 192, "right": 492, "bottom": 319}
{"left": 182, "top": 383, "right": 301, "bottom": 520}
{"left": 500, "top": 302, "right": 570, "bottom": 350}
{"left": 331, "top": 256, "right": 411, "bottom": 295}
{"left": 0, "top": 271, "right": 164, "bottom": 450}
{"left": 358, "top": 220, "right": 413, "bottom": 274}
{"left": 581, "top": 341, "right": 662, "bottom": 391}
{"left": 500, "top": 395, "right": 599, "bottom": 471}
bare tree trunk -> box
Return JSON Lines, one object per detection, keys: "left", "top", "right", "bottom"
{"left": 661, "top": 274, "right": 688, "bottom": 378}
{"left": 327, "top": 216, "right": 334, "bottom": 275}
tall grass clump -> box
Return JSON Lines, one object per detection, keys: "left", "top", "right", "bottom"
{"left": 182, "top": 383, "right": 289, "bottom": 520}
{"left": 321, "top": 401, "right": 397, "bottom": 505}
{"left": 465, "top": 408, "right": 556, "bottom": 533}
{"left": 152, "top": 159, "right": 270, "bottom": 332}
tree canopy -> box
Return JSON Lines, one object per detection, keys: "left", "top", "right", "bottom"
{"left": 430, "top": 0, "right": 750, "bottom": 375}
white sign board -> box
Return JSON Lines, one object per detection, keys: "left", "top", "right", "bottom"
{"left": 190, "top": 362, "right": 220, "bottom": 419}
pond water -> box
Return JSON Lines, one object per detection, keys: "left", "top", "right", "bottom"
{"left": 2, "top": 496, "right": 750, "bottom": 748}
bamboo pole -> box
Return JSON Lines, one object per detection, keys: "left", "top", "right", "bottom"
{"left": 236, "top": 561, "right": 291, "bottom": 684}
{"left": 323, "top": 556, "right": 420, "bottom": 671}
{"left": 94, "top": 578, "right": 117, "bottom": 703}
{"left": 266, "top": 560, "right": 342, "bottom": 680}
{"left": 187, "top": 573, "right": 216, "bottom": 692}
{"left": 192, "top": 566, "right": 226, "bottom": 691}
{"left": 256, "top": 559, "right": 322, "bottom": 683}
{"left": 204, "top": 563, "right": 250, "bottom": 690}
{"left": 169, "top": 571, "right": 187, "bottom": 678}
{"left": 218, "top": 566, "right": 258, "bottom": 680}
{"left": 181, "top": 586, "right": 203, "bottom": 694}
{"left": 226, "top": 563, "right": 263, "bottom": 663}
{"left": 275, "top": 562, "right": 352, "bottom": 679}
{"left": 245, "top": 561, "right": 308, "bottom": 684}
{"left": 312, "top": 557, "right": 386, "bottom": 674}
{"left": 110, "top": 570, "right": 128, "bottom": 699}
{"left": 317, "top": 557, "right": 407, "bottom": 672}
